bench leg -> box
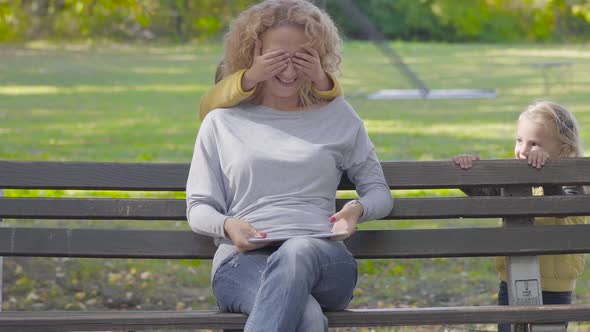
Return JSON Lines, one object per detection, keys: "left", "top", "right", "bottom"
{"left": 502, "top": 186, "right": 543, "bottom": 332}
{"left": 506, "top": 256, "right": 542, "bottom": 306}
{"left": 508, "top": 256, "right": 543, "bottom": 332}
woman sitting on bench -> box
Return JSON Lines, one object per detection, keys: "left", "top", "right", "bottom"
{"left": 185, "top": 0, "right": 393, "bottom": 331}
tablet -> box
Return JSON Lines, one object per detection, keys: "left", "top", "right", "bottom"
{"left": 248, "top": 231, "right": 348, "bottom": 243}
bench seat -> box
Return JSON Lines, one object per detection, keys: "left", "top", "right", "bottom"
{"left": 2, "top": 305, "right": 590, "bottom": 331}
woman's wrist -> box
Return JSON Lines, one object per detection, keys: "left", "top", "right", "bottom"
{"left": 344, "top": 199, "right": 364, "bottom": 218}
{"left": 223, "top": 217, "right": 238, "bottom": 237}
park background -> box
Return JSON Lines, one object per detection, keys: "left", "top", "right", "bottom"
{"left": 1, "top": 0, "right": 590, "bottom": 331}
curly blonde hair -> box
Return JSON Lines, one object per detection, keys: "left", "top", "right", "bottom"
{"left": 222, "top": 0, "right": 342, "bottom": 108}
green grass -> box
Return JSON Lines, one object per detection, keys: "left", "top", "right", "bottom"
{"left": 1, "top": 40, "right": 590, "bottom": 331}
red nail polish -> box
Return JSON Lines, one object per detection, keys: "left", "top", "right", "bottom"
{"left": 329, "top": 217, "right": 336, "bottom": 223}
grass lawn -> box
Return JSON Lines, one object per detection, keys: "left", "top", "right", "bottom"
{"left": 1, "top": 40, "right": 590, "bottom": 331}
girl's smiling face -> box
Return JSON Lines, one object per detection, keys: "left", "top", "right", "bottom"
{"left": 514, "top": 116, "right": 564, "bottom": 160}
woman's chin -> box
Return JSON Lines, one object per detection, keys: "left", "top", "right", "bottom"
{"left": 267, "top": 87, "right": 300, "bottom": 99}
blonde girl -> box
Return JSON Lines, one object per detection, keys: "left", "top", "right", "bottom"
{"left": 453, "top": 100, "right": 586, "bottom": 332}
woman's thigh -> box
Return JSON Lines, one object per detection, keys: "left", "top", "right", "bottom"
{"left": 271, "top": 238, "right": 358, "bottom": 311}
{"left": 311, "top": 243, "right": 357, "bottom": 311}
{"left": 213, "top": 239, "right": 357, "bottom": 313}
{"left": 212, "top": 247, "right": 275, "bottom": 314}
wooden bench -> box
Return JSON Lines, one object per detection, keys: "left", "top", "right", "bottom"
{"left": 1, "top": 158, "right": 590, "bottom": 331}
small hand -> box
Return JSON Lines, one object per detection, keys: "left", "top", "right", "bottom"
{"left": 223, "top": 217, "right": 268, "bottom": 252}
{"left": 242, "top": 40, "right": 291, "bottom": 91}
{"left": 328, "top": 202, "right": 362, "bottom": 241}
{"left": 528, "top": 147, "right": 550, "bottom": 169}
{"left": 452, "top": 154, "right": 480, "bottom": 169}
{"left": 293, "top": 47, "right": 332, "bottom": 91}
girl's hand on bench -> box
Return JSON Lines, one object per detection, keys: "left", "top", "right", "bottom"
{"left": 329, "top": 201, "right": 362, "bottom": 241}
{"left": 526, "top": 147, "right": 550, "bottom": 169}
{"left": 224, "top": 217, "right": 269, "bottom": 252}
{"left": 453, "top": 154, "right": 480, "bottom": 169}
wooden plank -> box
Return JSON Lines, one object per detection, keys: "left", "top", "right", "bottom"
{"left": 1, "top": 226, "right": 590, "bottom": 259}
{"left": 345, "top": 225, "right": 590, "bottom": 258}
{"left": 328, "top": 305, "right": 590, "bottom": 327}
{"left": 0, "top": 161, "right": 188, "bottom": 191}
{"left": 0, "top": 305, "right": 590, "bottom": 331}
{"left": 381, "top": 158, "right": 590, "bottom": 189}
{"left": 0, "top": 198, "right": 186, "bottom": 220}
{"left": 1, "top": 159, "right": 589, "bottom": 190}
{"left": 384, "top": 195, "right": 590, "bottom": 219}
{"left": 2, "top": 195, "right": 590, "bottom": 220}
{"left": 0, "top": 228, "right": 217, "bottom": 259}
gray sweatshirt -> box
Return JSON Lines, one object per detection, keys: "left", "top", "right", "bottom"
{"left": 186, "top": 97, "right": 394, "bottom": 278}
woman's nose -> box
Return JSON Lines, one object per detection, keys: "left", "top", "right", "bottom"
{"left": 282, "top": 59, "right": 297, "bottom": 77}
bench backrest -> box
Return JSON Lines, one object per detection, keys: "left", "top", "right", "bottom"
{"left": 1, "top": 158, "right": 589, "bottom": 260}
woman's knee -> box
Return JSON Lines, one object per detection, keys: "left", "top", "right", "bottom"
{"left": 280, "top": 237, "right": 319, "bottom": 256}
{"left": 273, "top": 238, "right": 345, "bottom": 263}
{"left": 266, "top": 238, "right": 355, "bottom": 289}
{"left": 268, "top": 238, "right": 320, "bottom": 270}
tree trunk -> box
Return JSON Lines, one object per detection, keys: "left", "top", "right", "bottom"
{"left": 170, "top": 0, "right": 185, "bottom": 43}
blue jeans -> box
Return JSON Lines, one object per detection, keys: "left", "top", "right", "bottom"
{"left": 497, "top": 281, "right": 571, "bottom": 332}
{"left": 212, "top": 237, "right": 357, "bottom": 332}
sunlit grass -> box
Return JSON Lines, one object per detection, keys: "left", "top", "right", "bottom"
{"left": 1, "top": 41, "right": 589, "bottom": 162}
{"left": 0, "top": 84, "right": 207, "bottom": 95}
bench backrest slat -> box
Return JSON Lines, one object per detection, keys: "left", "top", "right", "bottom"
{"left": 0, "top": 161, "right": 188, "bottom": 191}
{"left": 2, "top": 159, "right": 589, "bottom": 190}
{"left": 0, "top": 198, "right": 186, "bottom": 220}
{"left": 1, "top": 225, "right": 590, "bottom": 259}
{"left": 2, "top": 196, "right": 590, "bottom": 220}
{"left": 381, "top": 158, "right": 590, "bottom": 189}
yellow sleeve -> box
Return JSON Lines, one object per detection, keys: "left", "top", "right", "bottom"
{"left": 312, "top": 72, "right": 343, "bottom": 100}
{"left": 199, "top": 69, "right": 256, "bottom": 120}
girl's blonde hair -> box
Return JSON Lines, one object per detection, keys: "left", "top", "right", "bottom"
{"left": 222, "top": 0, "right": 342, "bottom": 108}
{"left": 520, "top": 100, "right": 587, "bottom": 193}
{"left": 520, "top": 100, "right": 583, "bottom": 158}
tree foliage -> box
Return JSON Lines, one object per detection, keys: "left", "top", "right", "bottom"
{"left": 0, "top": 0, "right": 257, "bottom": 42}
{"left": 1, "top": 0, "right": 590, "bottom": 42}
{"left": 328, "top": 0, "right": 590, "bottom": 42}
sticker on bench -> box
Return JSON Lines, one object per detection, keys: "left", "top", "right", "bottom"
{"left": 514, "top": 279, "right": 540, "bottom": 305}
